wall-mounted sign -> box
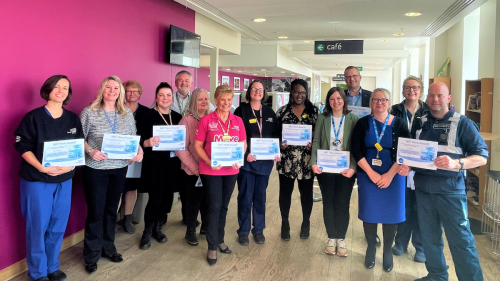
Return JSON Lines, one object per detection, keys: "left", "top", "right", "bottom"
{"left": 314, "top": 40, "right": 363, "bottom": 55}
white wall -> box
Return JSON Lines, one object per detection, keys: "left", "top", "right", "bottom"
{"left": 446, "top": 18, "right": 465, "bottom": 112}
{"left": 462, "top": 9, "right": 480, "bottom": 112}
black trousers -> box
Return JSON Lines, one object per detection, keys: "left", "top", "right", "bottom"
{"left": 82, "top": 166, "right": 127, "bottom": 264}
{"left": 316, "top": 173, "right": 355, "bottom": 239}
{"left": 278, "top": 174, "right": 314, "bottom": 223}
{"left": 183, "top": 171, "right": 208, "bottom": 230}
{"left": 200, "top": 174, "right": 237, "bottom": 250}
{"left": 144, "top": 181, "right": 174, "bottom": 226}
{"left": 178, "top": 171, "right": 187, "bottom": 221}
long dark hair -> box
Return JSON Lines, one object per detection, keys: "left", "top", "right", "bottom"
{"left": 287, "top": 78, "right": 315, "bottom": 116}
{"left": 323, "top": 87, "right": 351, "bottom": 116}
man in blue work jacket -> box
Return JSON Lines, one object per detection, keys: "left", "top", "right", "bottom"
{"left": 399, "top": 82, "right": 488, "bottom": 281}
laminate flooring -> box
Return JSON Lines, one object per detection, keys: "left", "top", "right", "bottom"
{"left": 11, "top": 169, "right": 500, "bottom": 280}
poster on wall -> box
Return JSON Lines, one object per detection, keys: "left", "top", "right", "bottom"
{"left": 234, "top": 77, "right": 240, "bottom": 90}
{"left": 272, "top": 78, "right": 292, "bottom": 92}
{"left": 222, "top": 76, "right": 229, "bottom": 86}
{"left": 244, "top": 78, "right": 249, "bottom": 90}
{"left": 261, "top": 79, "right": 272, "bottom": 92}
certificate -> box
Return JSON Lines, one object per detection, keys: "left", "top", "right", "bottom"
{"left": 396, "top": 137, "right": 438, "bottom": 170}
{"left": 42, "top": 139, "right": 85, "bottom": 167}
{"left": 152, "top": 125, "right": 186, "bottom": 151}
{"left": 317, "top": 149, "right": 350, "bottom": 173}
{"left": 101, "top": 134, "right": 141, "bottom": 159}
{"left": 250, "top": 138, "right": 280, "bottom": 160}
{"left": 282, "top": 124, "right": 312, "bottom": 146}
{"left": 348, "top": 106, "right": 371, "bottom": 118}
{"left": 211, "top": 142, "right": 244, "bottom": 167}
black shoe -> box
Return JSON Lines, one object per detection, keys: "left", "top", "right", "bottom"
{"left": 300, "top": 221, "right": 310, "bottom": 239}
{"left": 254, "top": 233, "right": 265, "bottom": 244}
{"left": 281, "top": 220, "right": 290, "bottom": 241}
{"left": 185, "top": 228, "right": 199, "bottom": 246}
{"left": 238, "top": 235, "right": 249, "bottom": 246}
{"left": 123, "top": 214, "right": 136, "bottom": 234}
{"left": 101, "top": 252, "right": 123, "bottom": 263}
{"left": 376, "top": 235, "right": 381, "bottom": 247}
{"left": 47, "top": 270, "right": 66, "bottom": 281}
{"left": 383, "top": 248, "right": 393, "bottom": 272}
{"left": 160, "top": 214, "right": 168, "bottom": 228}
{"left": 140, "top": 223, "right": 153, "bottom": 250}
{"left": 200, "top": 229, "right": 207, "bottom": 235}
{"left": 84, "top": 263, "right": 97, "bottom": 274}
{"left": 218, "top": 244, "right": 232, "bottom": 254}
{"left": 207, "top": 250, "right": 217, "bottom": 266}
{"left": 35, "top": 277, "right": 50, "bottom": 281}
{"left": 364, "top": 246, "right": 376, "bottom": 269}
{"left": 152, "top": 222, "right": 168, "bottom": 243}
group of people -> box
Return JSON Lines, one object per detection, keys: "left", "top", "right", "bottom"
{"left": 15, "top": 66, "right": 488, "bottom": 281}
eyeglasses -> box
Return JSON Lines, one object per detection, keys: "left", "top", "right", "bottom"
{"left": 251, "top": 88, "right": 264, "bottom": 93}
{"left": 126, "top": 90, "right": 141, "bottom": 95}
{"left": 345, "top": 75, "right": 360, "bottom": 80}
{"left": 403, "top": 86, "right": 421, "bottom": 91}
{"left": 372, "top": 98, "right": 389, "bottom": 104}
{"left": 292, "top": 91, "right": 307, "bottom": 96}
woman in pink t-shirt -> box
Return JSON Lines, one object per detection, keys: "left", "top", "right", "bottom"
{"left": 194, "top": 85, "right": 247, "bottom": 266}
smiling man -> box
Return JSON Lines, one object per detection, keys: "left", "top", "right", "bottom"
{"left": 171, "top": 70, "right": 193, "bottom": 116}
{"left": 344, "top": 66, "right": 372, "bottom": 107}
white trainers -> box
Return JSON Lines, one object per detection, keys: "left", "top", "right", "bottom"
{"left": 337, "top": 239, "right": 348, "bottom": 257}
{"left": 325, "top": 238, "right": 337, "bottom": 255}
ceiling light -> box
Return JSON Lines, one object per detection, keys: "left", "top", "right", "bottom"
{"left": 258, "top": 41, "right": 263, "bottom": 44}
{"left": 253, "top": 74, "right": 257, "bottom": 76}
{"left": 304, "top": 40, "right": 311, "bottom": 43}
{"left": 253, "top": 18, "right": 266, "bottom": 22}
{"left": 261, "top": 69, "right": 266, "bottom": 71}
{"left": 237, "top": 71, "right": 242, "bottom": 73}
{"left": 380, "top": 39, "right": 388, "bottom": 42}
{"left": 226, "top": 69, "right": 231, "bottom": 71}
{"left": 378, "top": 59, "right": 384, "bottom": 61}
{"left": 281, "top": 71, "right": 285, "bottom": 73}
{"left": 393, "top": 33, "right": 404, "bottom": 36}
{"left": 291, "top": 73, "right": 295, "bottom": 76}
{"left": 405, "top": 12, "right": 422, "bottom": 17}
{"left": 278, "top": 36, "right": 288, "bottom": 39}
{"left": 375, "top": 63, "right": 380, "bottom": 65}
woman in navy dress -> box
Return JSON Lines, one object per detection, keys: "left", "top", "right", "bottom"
{"left": 351, "top": 88, "right": 410, "bottom": 272}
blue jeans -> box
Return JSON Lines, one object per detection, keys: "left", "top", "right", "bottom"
{"left": 236, "top": 169, "right": 270, "bottom": 236}
{"left": 415, "top": 190, "right": 483, "bottom": 281}
{"left": 394, "top": 188, "right": 424, "bottom": 253}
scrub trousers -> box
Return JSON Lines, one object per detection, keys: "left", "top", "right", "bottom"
{"left": 236, "top": 169, "right": 270, "bottom": 236}
{"left": 21, "top": 178, "right": 72, "bottom": 280}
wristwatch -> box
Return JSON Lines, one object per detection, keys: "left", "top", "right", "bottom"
{"left": 458, "top": 159, "right": 464, "bottom": 169}
{"left": 87, "top": 148, "right": 93, "bottom": 154}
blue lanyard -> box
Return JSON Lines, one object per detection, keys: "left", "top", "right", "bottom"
{"left": 349, "top": 90, "right": 361, "bottom": 106}
{"left": 331, "top": 114, "right": 344, "bottom": 143}
{"left": 104, "top": 109, "right": 117, "bottom": 134}
{"left": 371, "top": 114, "right": 390, "bottom": 145}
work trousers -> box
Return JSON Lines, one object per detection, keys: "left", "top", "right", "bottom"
{"left": 21, "top": 178, "right": 72, "bottom": 280}
{"left": 82, "top": 166, "right": 127, "bottom": 264}
{"left": 278, "top": 174, "right": 314, "bottom": 223}
{"left": 416, "top": 190, "right": 483, "bottom": 281}
{"left": 201, "top": 174, "right": 237, "bottom": 250}
{"left": 236, "top": 169, "right": 270, "bottom": 236}
{"left": 144, "top": 182, "right": 174, "bottom": 226}
{"left": 316, "top": 173, "right": 355, "bottom": 239}
{"left": 183, "top": 171, "right": 208, "bottom": 230}
{"left": 394, "top": 188, "right": 424, "bottom": 253}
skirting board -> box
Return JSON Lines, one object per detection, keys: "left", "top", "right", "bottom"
{"left": 0, "top": 229, "right": 84, "bottom": 281}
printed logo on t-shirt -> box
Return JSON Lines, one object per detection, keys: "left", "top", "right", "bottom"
{"left": 195, "top": 129, "right": 199, "bottom": 135}
{"left": 267, "top": 118, "right": 273, "bottom": 122}
{"left": 213, "top": 135, "right": 239, "bottom": 142}
{"left": 232, "top": 126, "right": 240, "bottom": 131}
{"left": 15, "top": 136, "right": 20, "bottom": 142}
{"left": 67, "top": 128, "right": 77, "bottom": 134}
{"left": 209, "top": 122, "right": 218, "bottom": 131}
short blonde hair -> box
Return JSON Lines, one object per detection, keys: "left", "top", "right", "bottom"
{"left": 123, "top": 80, "right": 143, "bottom": 95}
{"left": 402, "top": 76, "right": 424, "bottom": 100}
{"left": 90, "top": 76, "right": 127, "bottom": 116}
{"left": 214, "top": 85, "right": 234, "bottom": 100}
{"left": 370, "top": 88, "right": 392, "bottom": 112}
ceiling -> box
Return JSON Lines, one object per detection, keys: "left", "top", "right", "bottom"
{"left": 177, "top": 0, "right": 485, "bottom": 76}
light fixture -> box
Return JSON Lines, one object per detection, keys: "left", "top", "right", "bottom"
{"left": 258, "top": 41, "right": 263, "bottom": 44}
{"left": 226, "top": 69, "right": 231, "bottom": 71}
{"left": 304, "top": 40, "right": 311, "bottom": 43}
{"left": 291, "top": 73, "right": 295, "bottom": 76}
{"left": 393, "top": 33, "right": 404, "bottom": 36}
{"left": 237, "top": 71, "right": 242, "bottom": 73}
{"left": 281, "top": 71, "right": 285, "bottom": 73}
{"left": 405, "top": 12, "right": 422, "bottom": 17}
{"left": 261, "top": 69, "right": 266, "bottom": 71}
{"left": 253, "top": 74, "right": 257, "bottom": 76}
{"left": 380, "top": 39, "right": 388, "bottom": 42}
{"left": 375, "top": 63, "right": 381, "bottom": 65}
{"left": 378, "top": 59, "right": 384, "bottom": 61}
{"left": 278, "top": 36, "right": 288, "bottom": 39}
{"left": 253, "top": 18, "right": 266, "bottom": 22}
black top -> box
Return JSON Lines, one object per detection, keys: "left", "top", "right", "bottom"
{"left": 14, "top": 106, "right": 84, "bottom": 182}
{"left": 390, "top": 100, "right": 429, "bottom": 128}
{"left": 234, "top": 103, "right": 281, "bottom": 175}
{"left": 351, "top": 115, "right": 410, "bottom": 173}
{"left": 136, "top": 108, "right": 183, "bottom": 193}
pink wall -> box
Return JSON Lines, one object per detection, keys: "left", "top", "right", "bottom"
{"left": 0, "top": 0, "right": 195, "bottom": 271}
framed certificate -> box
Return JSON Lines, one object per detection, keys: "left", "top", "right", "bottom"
{"left": 250, "top": 138, "right": 280, "bottom": 160}
{"left": 152, "top": 125, "right": 186, "bottom": 151}
{"left": 211, "top": 142, "right": 244, "bottom": 167}
{"left": 348, "top": 106, "right": 371, "bottom": 118}
{"left": 42, "top": 138, "right": 85, "bottom": 167}
{"left": 101, "top": 134, "right": 141, "bottom": 159}
{"left": 282, "top": 124, "right": 312, "bottom": 146}
{"left": 317, "top": 149, "right": 350, "bottom": 173}
{"left": 397, "top": 137, "right": 437, "bottom": 170}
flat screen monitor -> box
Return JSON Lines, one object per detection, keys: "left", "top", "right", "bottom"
{"left": 168, "top": 25, "right": 201, "bottom": 68}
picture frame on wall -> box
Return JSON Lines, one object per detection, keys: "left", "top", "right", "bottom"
{"left": 234, "top": 77, "right": 241, "bottom": 90}
{"left": 243, "top": 78, "right": 250, "bottom": 90}
{"left": 222, "top": 76, "right": 230, "bottom": 86}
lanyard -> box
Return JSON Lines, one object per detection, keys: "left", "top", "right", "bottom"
{"left": 176, "top": 92, "right": 190, "bottom": 115}
{"left": 403, "top": 101, "right": 419, "bottom": 131}
{"left": 103, "top": 109, "right": 118, "bottom": 134}
{"left": 349, "top": 90, "right": 361, "bottom": 106}
{"left": 155, "top": 107, "right": 172, "bottom": 125}
{"left": 331, "top": 114, "right": 344, "bottom": 148}
{"left": 217, "top": 118, "right": 231, "bottom": 141}
{"left": 252, "top": 105, "right": 263, "bottom": 138}
{"left": 371, "top": 114, "right": 390, "bottom": 157}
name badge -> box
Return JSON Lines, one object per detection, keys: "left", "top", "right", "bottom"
{"left": 249, "top": 119, "right": 257, "bottom": 123}
{"left": 222, "top": 135, "right": 231, "bottom": 142}
{"left": 433, "top": 124, "right": 451, "bottom": 129}
{"left": 170, "top": 151, "right": 177, "bottom": 158}
{"left": 372, "top": 159, "right": 382, "bottom": 166}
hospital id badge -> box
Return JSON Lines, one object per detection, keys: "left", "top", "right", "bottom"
{"left": 222, "top": 134, "right": 231, "bottom": 142}
{"left": 170, "top": 151, "right": 177, "bottom": 158}
{"left": 195, "top": 177, "right": 203, "bottom": 187}
{"left": 249, "top": 118, "right": 257, "bottom": 123}
{"left": 374, "top": 143, "right": 383, "bottom": 152}
{"left": 372, "top": 159, "right": 382, "bottom": 166}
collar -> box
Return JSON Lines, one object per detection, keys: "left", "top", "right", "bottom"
{"left": 347, "top": 87, "right": 362, "bottom": 97}
{"left": 209, "top": 110, "right": 236, "bottom": 121}
{"left": 428, "top": 109, "right": 454, "bottom": 121}
{"left": 176, "top": 92, "right": 190, "bottom": 100}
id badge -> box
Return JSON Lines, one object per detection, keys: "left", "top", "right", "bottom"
{"left": 170, "top": 151, "right": 177, "bottom": 158}
{"left": 374, "top": 143, "right": 383, "bottom": 152}
{"left": 249, "top": 119, "right": 257, "bottom": 124}
{"left": 195, "top": 177, "right": 203, "bottom": 187}
{"left": 372, "top": 159, "right": 382, "bottom": 166}
{"left": 222, "top": 135, "right": 231, "bottom": 142}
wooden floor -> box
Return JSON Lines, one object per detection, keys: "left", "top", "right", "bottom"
{"left": 11, "top": 169, "right": 500, "bottom": 281}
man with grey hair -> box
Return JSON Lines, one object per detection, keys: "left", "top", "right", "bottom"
{"left": 171, "top": 70, "right": 193, "bottom": 116}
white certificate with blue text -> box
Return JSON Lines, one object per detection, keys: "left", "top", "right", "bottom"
{"left": 348, "top": 106, "right": 371, "bottom": 118}
{"left": 317, "top": 149, "right": 350, "bottom": 173}
{"left": 396, "top": 137, "right": 437, "bottom": 170}
{"left": 101, "top": 134, "right": 141, "bottom": 159}
{"left": 282, "top": 124, "right": 312, "bottom": 146}
{"left": 250, "top": 138, "right": 280, "bottom": 160}
{"left": 42, "top": 139, "right": 85, "bottom": 167}
{"left": 211, "top": 142, "right": 244, "bottom": 167}
{"left": 152, "top": 125, "right": 186, "bottom": 151}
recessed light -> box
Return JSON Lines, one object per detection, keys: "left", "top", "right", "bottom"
{"left": 278, "top": 36, "right": 288, "bottom": 39}
{"left": 381, "top": 39, "right": 388, "bottom": 42}
{"left": 261, "top": 69, "right": 266, "bottom": 71}
{"left": 291, "top": 73, "right": 295, "bottom": 75}
{"left": 304, "top": 40, "right": 311, "bottom": 43}
{"left": 253, "top": 18, "right": 266, "bottom": 22}
{"left": 226, "top": 69, "right": 231, "bottom": 71}
{"left": 378, "top": 59, "right": 384, "bottom": 61}
{"left": 393, "top": 33, "right": 404, "bottom": 36}
{"left": 281, "top": 71, "right": 285, "bottom": 73}
{"left": 258, "top": 41, "right": 263, "bottom": 44}
{"left": 405, "top": 12, "right": 422, "bottom": 17}
{"left": 237, "top": 71, "right": 242, "bottom": 73}
{"left": 253, "top": 74, "right": 257, "bottom": 76}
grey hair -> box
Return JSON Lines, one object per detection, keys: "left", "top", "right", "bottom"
{"left": 370, "top": 88, "right": 392, "bottom": 112}
{"left": 175, "top": 70, "right": 193, "bottom": 80}
{"left": 185, "top": 88, "right": 210, "bottom": 120}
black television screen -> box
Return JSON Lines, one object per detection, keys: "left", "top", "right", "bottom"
{"left": 168, "top": 25, "right": 201, "bottom": 68}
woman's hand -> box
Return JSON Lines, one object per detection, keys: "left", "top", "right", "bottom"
{"left": 367, "top": 170, "right": 381, "bottom": 184}
{"left": 129, "top": 151, "right": 143, "bottom": 165}
{"left": 306, "top": 142, "right": 312, "bottom": 151}
{"left": 43, "top": 166, "right": 73, "bottom": 176}
{"left": 231, "top": 163, "right": 241, "bottom": 170}
{"left": 211, "top": 164, "right": 222, "bottom": 171}
{"left": 398, "top": 164, "right": 411, "bottom": 176}
{"left": 247, "top": 153, "right": 257, "bottom": 162}
{"left": 89, "top": 149, "right": 108, "bottom": 161}
{"left": 274, "top": 155, "right": 281, "bottom": 162}
{"left": 280, "top": 141, "right": 289, "bottom": 150}
{"left": 376, "top": 172, "right": 395, "bottom": 189}
{"left": 146, "top": 136, "right": 161, "bottom": 148}
{"left": 341, "top": 168, "right": 355, "bottom": 178}
{"left": 311, "top": 164, "right": 322, "bottom": 174}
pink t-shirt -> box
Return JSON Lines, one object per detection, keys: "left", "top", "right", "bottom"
{"left": 195, "top": 111, "right": 246, "bottom": 175}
